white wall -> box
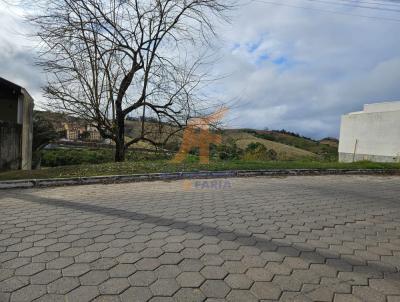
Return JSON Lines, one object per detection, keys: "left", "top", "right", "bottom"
{"left": 364, "top": 101, "right": 400, "bottom": 113}
{"left": 339, "top": 107, "right": 400, "bottom": 162}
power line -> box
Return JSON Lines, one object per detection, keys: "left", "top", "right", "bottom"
{"left": 336, "top": 0, "right": 400, "bottom": 7}
{"left": 302, "top": 0, "right": 400, "bottom": 13}
{"left": 255, "top": 0, "right": 400, "bottom": 22}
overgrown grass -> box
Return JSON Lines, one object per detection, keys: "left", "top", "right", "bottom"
{"left": 1, "top": 159, "right": 399, "bottom": 181}
{"left": 41, "top": 148, "right": 170, "bottom": 167}
{"left": 250, "top": 131, "right": 338, "bottom": 161}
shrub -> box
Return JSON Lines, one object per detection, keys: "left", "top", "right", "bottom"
{"left": 243, "top": 142, "right": 277, "bottom": 161}
{"left": 41, "top": 148, "right": 172, "bottom": 167}
{"left": 213, "top": 141, "right": 242, "bottom": 160}
{"left": 41, "top": 149, "right": 112, "bottom": 167}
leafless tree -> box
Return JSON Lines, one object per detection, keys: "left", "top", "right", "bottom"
{"left": 32, "top": 0, "right": 231, "bottom": 161}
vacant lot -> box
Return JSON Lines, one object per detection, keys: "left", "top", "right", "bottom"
{"left": 1, "top": 176, "right": 399, "bottom": 301}
{"left": 1, "top": 160, "right": 400, "bottom": 181}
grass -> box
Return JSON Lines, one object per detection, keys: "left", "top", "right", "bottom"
{"left": 249, "top": 130, "right": 338, "bottom": 161}
{"left": 1, "top": 159, "right": 399, "bottom": 181}
{"left": 224, "top": 132, "right": 317, "bottom": 160}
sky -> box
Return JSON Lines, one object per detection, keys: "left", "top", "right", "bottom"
{"left": 0, "top": 0, "right": 400, "bottom": 139}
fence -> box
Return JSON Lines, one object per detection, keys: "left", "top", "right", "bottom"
{"left": 0, "top": 121, "right": 22, "bottom": 171}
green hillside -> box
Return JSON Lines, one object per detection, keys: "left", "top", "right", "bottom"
{"left": 223, "top": 131, "right": 317, "bottom": 161}
{"left": 38, "top": 111, "right": 338, "bottom": 162}
{"left": 240, "top": 129, "right": 338, "bottom": 161}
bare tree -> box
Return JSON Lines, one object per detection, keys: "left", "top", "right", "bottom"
{"left": 32, "top": 0, "right": 231, "bottom": 161}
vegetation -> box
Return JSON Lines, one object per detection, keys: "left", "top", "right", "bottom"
{"left": 244, "top": 130, "right": 338, "bottom": 161}
{"left": 32, "top": 112, "right": 62, "bottom": 168}
{"left": 41, "top": 148, "right": 170, "bottom": 167}
{"left": 211, "top": 140, "right": 243, "bottom": 160}
{"left": 33, "top": 0, "right": 230, "bottom": 162}
{"left": 224, "top": 131, "right": 316, "bottom": 160}
{"left": 243, "top": 142, "right": 277, "bottom": 161}
{"left": 1, "top": 159, "right": 399, "bottom": 181}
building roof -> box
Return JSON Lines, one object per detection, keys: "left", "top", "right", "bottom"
{"left": 0, "top": 77, "right": 23, "bottom": 94}
{"left": 346, "top": 101, "right": 400, "bottom": 116}
{"left": 0, "top": 77, "right": 34, "bottom": 103}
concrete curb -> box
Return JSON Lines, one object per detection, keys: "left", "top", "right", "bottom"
{"left": 0, "top": 169, "right": 399, "bottom": 190}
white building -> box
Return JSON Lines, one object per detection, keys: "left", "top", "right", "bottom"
{"left": 339, "top": 101, "right": 400, "bottom": 163}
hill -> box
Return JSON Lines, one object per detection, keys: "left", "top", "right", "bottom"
{"left": 238, "top": 129, "right": 338, "bottom": 161}
{"left": 38, "top": 110, "right": 338, "bottom": 161}
{"left": 222, "top": 131, "right": 317, "bottom": 160}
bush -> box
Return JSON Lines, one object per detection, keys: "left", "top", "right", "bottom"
{"left": 243, "top": 142, "right": 277, "bottom": 161}
{"left": 32, "top": 112, "right": 62, "bottom": 168}
{"left": 41, "top": 148, "right": 172, "bottom": 167}
{"left": 212, "top": 141, "right": 242, "bottom": 160}
{"left": 42, "top": 149, "right": 113, "bottom": 167}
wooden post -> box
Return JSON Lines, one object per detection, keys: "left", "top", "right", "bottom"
{"left": 352, "top": 139, "right": 358, "bottom": 162}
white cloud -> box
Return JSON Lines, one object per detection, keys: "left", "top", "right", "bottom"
{"left": 1, "top": 1, "right": 399, "bottom": 138}
{"left": 0, "top": 2, "right": 44, "bottom": 105}
{"left": 211, "top": 1, "right": 400, "bottom": 138}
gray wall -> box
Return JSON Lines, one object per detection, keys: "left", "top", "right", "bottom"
{"left": 0, "top": 121, "right": 22, "bottom": 171}
{"left": 0, "top": 98, "right": 18, "bottom": 123}
{"left": 339, "top": 152, "right": 400, "bottom": 163}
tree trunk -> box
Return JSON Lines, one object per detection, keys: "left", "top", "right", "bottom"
{"left": 114, "top": 113, "right": 126, "bottom": 162}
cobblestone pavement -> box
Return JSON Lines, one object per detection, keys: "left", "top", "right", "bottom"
{"left": 1, "top": 175, "right": 400, "bottom": 302}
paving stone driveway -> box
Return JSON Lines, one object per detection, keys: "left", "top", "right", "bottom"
{"left": 1, "top": 175, "right": 400, "bottom": 302}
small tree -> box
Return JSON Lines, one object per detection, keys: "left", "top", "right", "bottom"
{"left": 32, "top": 112, "right": 60, "bottom": 168}
{"left": 32, "top": 0, "right": 231, "bottom": 162}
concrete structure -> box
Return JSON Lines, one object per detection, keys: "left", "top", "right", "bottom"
{"left": 339, "top": 101, "right": 400, "bottom": 162}
{"left": 0, "top": 77, "right": 34, "bottom": 170}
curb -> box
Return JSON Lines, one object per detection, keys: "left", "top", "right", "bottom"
{"left": 0, "top": 169, "right": 399, "bottom": 190}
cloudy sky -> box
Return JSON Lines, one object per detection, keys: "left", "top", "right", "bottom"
{"left": 1, "top": 1, "right": 400, "bottom": 139}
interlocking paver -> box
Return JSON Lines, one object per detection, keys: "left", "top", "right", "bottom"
{"left": 30, "top": 270, "right": 62, "bottom": 285}
{"left": 120, "top": 286, "right": 153, "bottom": 302}
{"left": 46, "top": 257, "right": 74, "bottom": 270}
{"left": 155, "top": 264, "right": 181, "bottom": 278}
{"left": 177, "top": 272, "right": 205, "bottom": 288}
{"left": 135, "top": 258, "right": 161, "bottom": 271}
{"left": 80, "top": 270, "right": 109, "bottom": 285}
{"left": 1, "top": 176, "right": 400, "bottom": 301}
{"left": 62, "top": 263, "right": 90, "bottom": 276}
{"left": 150, "top": 279, "right": 179, "bottom": 296}
{"left": 109, "top": 264, "right": 137, "bottom": 277}
{"left": 226, "top": 290, "right": 258, "bottom": 302}
{"left": 15, "top": 263, "right": 45, "bottom": 276}
{"left": 47, "top": 277, "right": 80, "bottom": 294}
{"left": 65, "top": 286, "right": 100, "bottom": 302}
{"left": 10, "top": 284, "right": 46, "bottom": 302}
{"left": 173, "top": 288, "right": 205, "bottom": 302}
{"left": 224, "top": 273, "right": 253, "bottom": 289}
{"left": 0, "top": 276, "right": 29, "bottom": 292}
{"left": 246, "top": 267, "right": 273, "bottom": 281}
{"left": 200, "top": 280, "right": 230, "bottom": 298}
{"left": 250, "top": 281, "right": 282, "bottom": 300}
{"left": 200, "top": 266, "right": 228, "bottom": 280}
{"left": 99, "top": 278, "right": 130, "bottom": 295}
{"left": 128, "top": 271, "right": 157, "bottom": 286}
